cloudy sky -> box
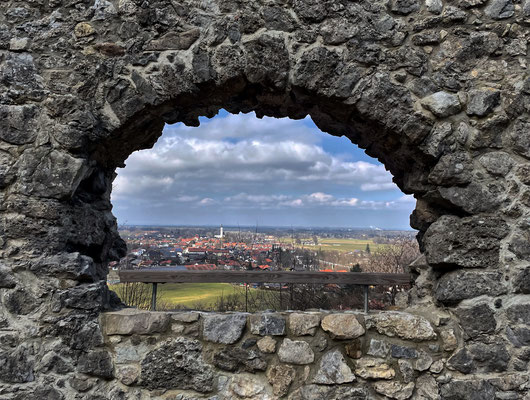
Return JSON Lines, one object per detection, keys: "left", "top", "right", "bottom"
{"left": 112, "top": 110, "right": 415, "bottom": 229}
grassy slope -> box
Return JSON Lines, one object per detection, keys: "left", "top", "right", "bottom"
{"left": 157, "top": 282, "right": 248, "bottom": 308}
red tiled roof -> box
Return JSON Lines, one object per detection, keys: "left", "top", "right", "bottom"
{"left": 187, "top": 247, "right": 208, "bottom": 252}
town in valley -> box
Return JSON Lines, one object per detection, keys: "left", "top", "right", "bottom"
{"left": 110, "top": 225, "right": 419, "bottom": 312}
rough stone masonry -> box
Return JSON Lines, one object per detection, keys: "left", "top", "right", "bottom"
{"left": 0, "top": 0, "right": 529, "bottom": 398}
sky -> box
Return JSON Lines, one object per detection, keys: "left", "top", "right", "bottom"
{"left": 111, "top": 110, "right": 416, "bottom": 229}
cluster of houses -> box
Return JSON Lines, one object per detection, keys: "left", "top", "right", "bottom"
{"left": 111, "top": 230, "right": 283, "bottom": 272}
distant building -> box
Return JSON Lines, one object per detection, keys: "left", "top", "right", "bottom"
{"left": 215, "top": 224, "right": 224, "bottom": 239}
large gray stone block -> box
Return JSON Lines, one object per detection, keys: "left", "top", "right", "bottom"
{"left": 278, "top": 338, "right": 314, "bottom": 364}
{"left": 103, "top": 309, "right": 170, "bottom": 335}
{"left": 140, "top": 338, "right": 214, "bottom": 392}
{"left": 203, "top": 313, "right": 247, "bottom": 344}
{"left": 312, "top": 349, "right": 355, "bottom": 384}
{"left": 289, "top": 313, "right": 320, "bottom": 336}
{"left": 250, "top": 313, "right": 286, "bottom": 336}
{"left": 456, "top": 303, "right": 496, "bottom": 338}
{"left": 366, "top": 312, "right": 436, "bottom": 341}
{"left": 321, "top": 314, "right": 365, "bottom": 339}
{"left": 435, "top": 270, "right": 506, "bottom": 305}
{"left": 424, "top": 215, "right": 509, "bottom": 269}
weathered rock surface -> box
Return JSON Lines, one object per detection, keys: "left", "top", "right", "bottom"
{"left": 267, "top": 364, "right": 296, "bottom": 397}
{"left": 367, "top": 339, "right": 390, "bottom": 358}
{"left": 478, "top": 152, "right": 514, "bottom": 177}
{"left": 468, "top": 341, "right": 510, "bottom": 372}
{"left": 213, "top": 347, "right": 267, "bottom": 373}
{"left": 391, "top": 344, "right": 418, "bottom": 359}
{"left": 435, "top": 270, "right": 506, "bottom": 304}
{"left": 399, "top": 359, "right": 415, "bottom": 383}
{"left": 116, "top": 365, "right": 139, "bottom": 386}
{"left": 415, "top": 350, "right": 433, "bottom": 371}
{"left": 288, "top": 385, "right": 367, "bottom": 400}
{"left": 448, "top": 348, "right": 475, "bottom": 374}
{"left": 114, "top": 341, "right": 149, "bottom": 363}
{"left": 223, "top": 374, "right": 272, "bottom": 400}
{"left": 466, "top": 88, "right": 500, "bottom": 117}
{"left": 0, "top": 346, "right": 34, "bottom": 383}
{"left": 506, "top": 301, "right": 530, "bottom": 325}
{"left": 424, "top": 215, "right": 509, "bottom": 269}
{"left": 441, "top": 329, "right": 458, "bottom": 352}
{"left": 78, "top": 350, "right": 114, "bottom": 379}
{"left": 103, "top": 309, "right": 170, "bottom": 335}
{"left": 374, "top": 381, "right": 415, "bottom": 400}
{"left": 513, "top": 267, "right": 530, "bottom": 294}
{"left": 203, "top": 313, "right": 247, "bottom": 344}
{"left": 171, "top": 312, "right": 200, "bottom": 323}
{"left": 257, "top": 336, "right": 277, "bottom": 354}
{"left": 366, "top": 312, "right": 436, "bottom": 341}
{"left": 440, "top": 379, "right": 495, "bottom": 400}
{"left": 321, "top": 314, "right": 365, "bottom": 339}
{"left": 415, "top": 374, "right": 439, "bottom": 399}
{"left": 0, "top": 263, "right": 16, "bottom": 288}
{"left": 278, "top": 339, "right": 315, "bottom": 364}
{"left": 355, "top": 358, "right": 396, "bottom": 379}
{"left": 4, "top": 288, "right": 40, "bottom": 315}
{"left": 455, "top": 303, "right": 496, "bottom": 338}
{"left": 421, "top": 91, "right": 461, "bottom": 117}
{"left": 140, "top": 338, "right": 214, "bottom": 392}
{"left": 289, "top": 313, "right": 320, "bottom": 336}
{"left": 312, "top": 349, "right": 355, "bottom": 384}
{"left": 485, "top": 0, "right": 515, "bottom": 19}
{"left": 508, "top": 326, "right": 530, "bottom": 348}
{"left": 428, "top": 152, "right": 472, "bottom": 186}
{"left": 250, "top": 314, "right": 286, "bottom": 336}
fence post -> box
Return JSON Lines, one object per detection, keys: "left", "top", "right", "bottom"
{"left": 151, "top": 283, "right": 158, "bottom": 311}
{"left": 289, "top": 284, "right": 294, "bottom": 310}
{"left": 245, "top": 283, "right": 248, "bottom": 312}
{"left": 363, "top": 285, "right": 369, "bottom": 314}
{"left": 279, "top": 284, "right": 282, "bottom": 310}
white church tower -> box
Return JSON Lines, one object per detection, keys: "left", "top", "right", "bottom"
{"left": 215, "top": 224, "right": 224, "bottom": 239}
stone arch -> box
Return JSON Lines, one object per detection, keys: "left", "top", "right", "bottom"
{"left": 0, "top": 0, "right": 529, "bottom": 398}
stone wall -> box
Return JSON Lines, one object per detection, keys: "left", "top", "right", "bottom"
{"left": 0, "top": 0, "right": 529, "bottom": 398}
{"left": 97, "top": 309, "right": 469, "bottom": 399}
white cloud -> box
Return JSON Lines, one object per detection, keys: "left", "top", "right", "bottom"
{"left": 284, "top": 199, "right": 304, "bottom": 207}
{"left": 111, "top": 112, "right": 414, "bottom": 228}
{"left": 213, "top": 192, "right": 415, "bottom": 211}
{"left": 163, "top": 113, "right": 320, "bottom": 144}
{"left": 114, "top": 124, "right": 394, "bottom": 199}
{"left": 224, "top": 193, "right": 290, "bottom": 204}
{"left": 174, "top": 195, "right": 199, "bottom": 202}
{"left": 307, "top": 192, "right": 334, "bottom": 203}
{"left": 199, "top": 198, "right": 216, "bottom": 205}
{"left": 360, "top": 182, "right": 397, "bottom": 191}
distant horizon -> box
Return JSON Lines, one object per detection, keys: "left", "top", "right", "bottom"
{"left": 118, "top": 223, "right": 417, "bottom": 232}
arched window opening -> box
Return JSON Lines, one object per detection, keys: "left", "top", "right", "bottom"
{"left": 109, "top": 111, "right": 418, "bottom": 312}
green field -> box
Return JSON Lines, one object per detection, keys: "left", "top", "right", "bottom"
{"left": 110, "top": 281, "right": 281, "bottom": 311}
{"left": 158, "top": 282, "right": 245, "bottom": 308}
{"left": 298, "top": 238, "right": 387, "bottom": 253}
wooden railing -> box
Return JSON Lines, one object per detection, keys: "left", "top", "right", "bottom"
{"left": 118, "top": 269, "right": 411, "bottom": 313}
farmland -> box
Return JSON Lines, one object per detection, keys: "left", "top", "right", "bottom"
{"left": 296, "top": 238, "right": 388, "bottom": 253}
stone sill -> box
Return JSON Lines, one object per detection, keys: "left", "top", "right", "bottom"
{"left": 101, "top": 308, "right": 439, "bottom": 342}
{"left": 98, "top": 308, "right": 457, "bottom": 398}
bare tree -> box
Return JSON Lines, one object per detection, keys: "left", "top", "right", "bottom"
{"left": 364, "top": 237, "right": 420, "bottom": 305}
{"left": 112, "top": 282, "right": 155, "bottom": 310}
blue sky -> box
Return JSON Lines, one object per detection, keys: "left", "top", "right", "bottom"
{"left": 112, "top": 110, "right": 415, "bottom": 229}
